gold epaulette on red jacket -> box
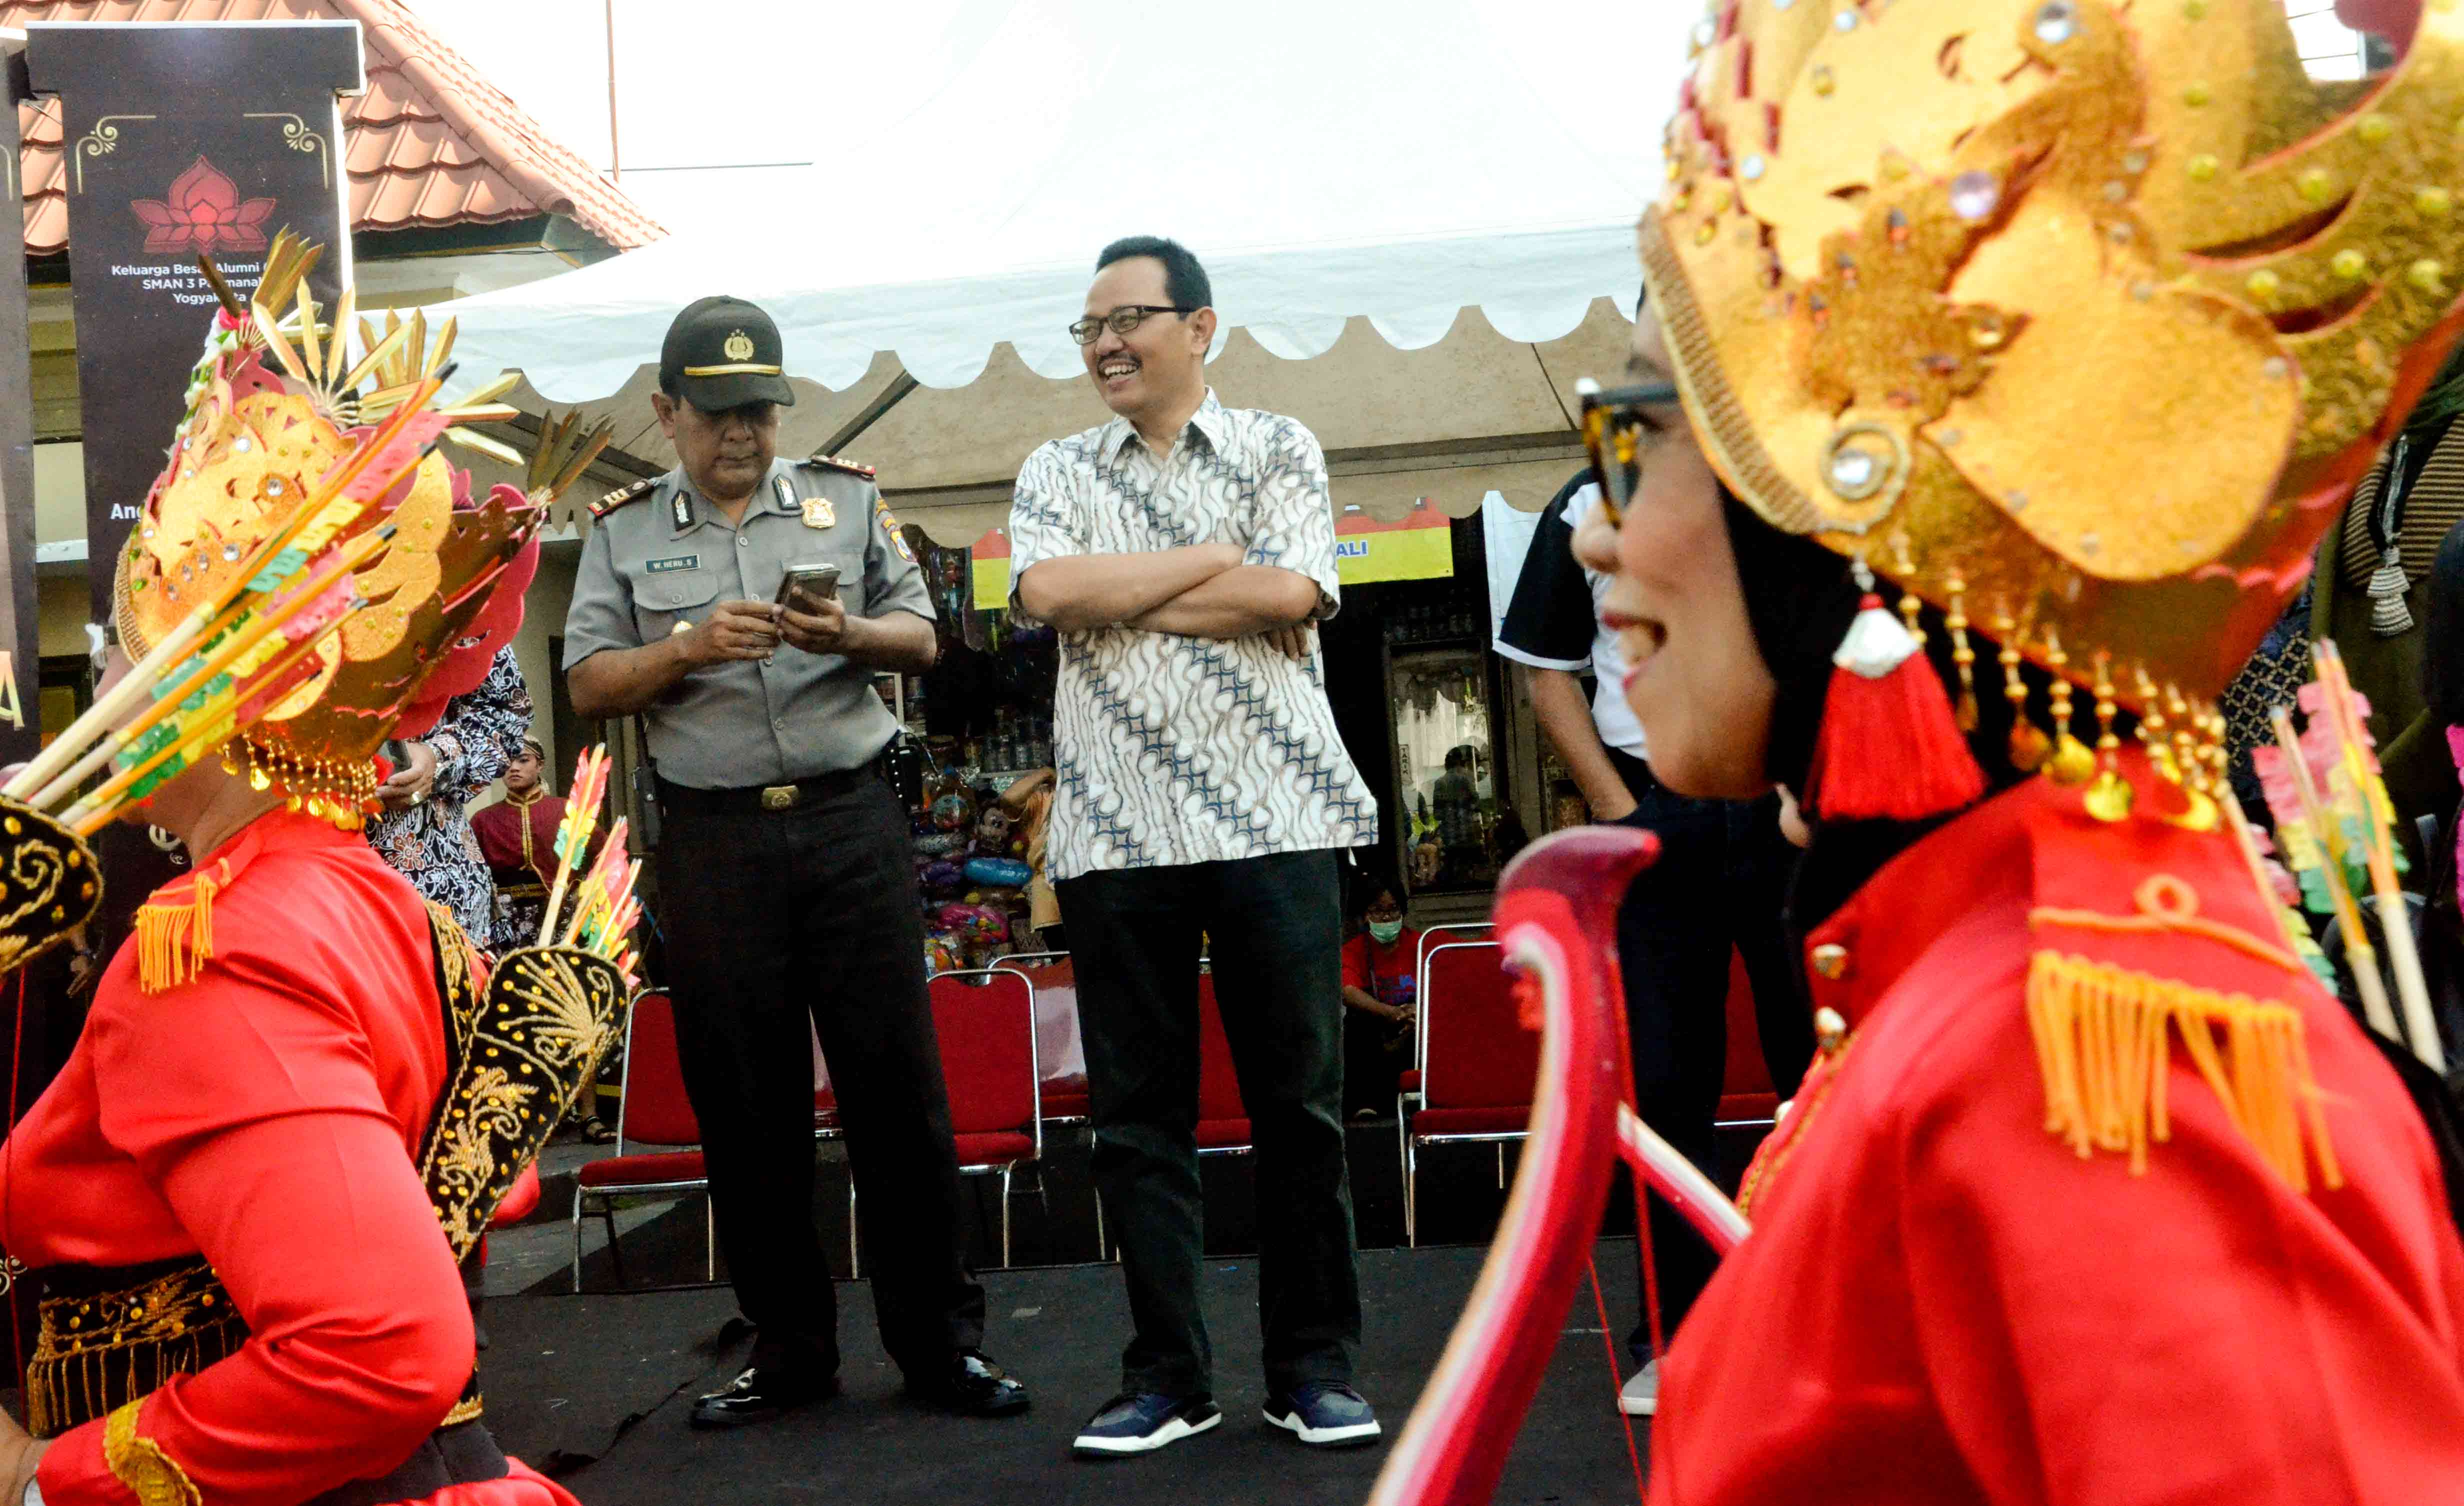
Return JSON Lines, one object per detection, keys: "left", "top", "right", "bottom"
{"left": 2020, "top": 790, "right": 2341, "bottom": 1194}
{"left": 588, "top": 478, "right": 655, "bottom": 519}
{"left": 801, "top": 452, "right": 876, "bottom": 478}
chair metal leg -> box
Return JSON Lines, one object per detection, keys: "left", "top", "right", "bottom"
{"left": 848, "top": 1182, "right": 860, "bottom": 1280}
{"left": 705, "top": 1194, "right": 717, "bottom": 1282}
{"left": 600, "top": 1204, "right": 629, "bottom": 1290}
{"left": 1496, "top": 1142, "right": 1506, "bottom": 1190}
{"left": 1000, "top": 1166, "right": 1014, "bottom": 1268}
{"left": 1032, "top": 1166, "right": 1053, "bottom": 1266}
{"left": 570, "top": 1185, "right": 587, "bottom": 1294}
{"left": 1406, "top": 1136, "right": 1419, "bottom": 1248}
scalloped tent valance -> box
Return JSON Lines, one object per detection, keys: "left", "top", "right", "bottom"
{"left": 442, "top": 0, "right": 1689, "bottom": 402}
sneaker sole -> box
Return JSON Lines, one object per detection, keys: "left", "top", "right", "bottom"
{"left": 1618, "top": 1393, "right": 1658, "bottom": 1417}
{"left": 1264, "top": 1407, "right": 1384, "bottom": 1446}
{"left": 1072, "top": 1410, "right": 1222, "bottom": 1456}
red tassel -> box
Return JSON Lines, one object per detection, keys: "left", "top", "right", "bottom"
{"left": 1812, "top": 593, "right": 1986, "bottom": 822}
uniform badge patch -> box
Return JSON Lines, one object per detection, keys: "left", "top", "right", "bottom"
{"left": 724, "top": 329, "right": 756, "bottom": 362}
{"left": 672, "top": 494, "right": 695, "bottom": 531}
{"left": 646, "top": 555, "right": 699, "bottom": 574}
{"left": 802, "top": 498, "right": 836, "bottom": 530}
{"left": 876, "top": 498, "right": 914, "bottom": 562}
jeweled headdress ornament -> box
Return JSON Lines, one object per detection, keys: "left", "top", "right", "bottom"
{"left": 1638, "top": 0, "right": 2464, "bottom": 817}
{"left": 0, "top": 233, "right": 607, "bottom": 978}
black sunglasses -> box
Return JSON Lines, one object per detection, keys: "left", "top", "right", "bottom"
{"left": 1068, "top": 305, "right": 1198, "bottom": 346}
{"left": 1576, "top": 378, "right": 1680, "bottom": 526}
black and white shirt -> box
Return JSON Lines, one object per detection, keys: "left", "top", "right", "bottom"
{"left": 1008, "top": 390, "right": 1378, "bottom": 880}
{"left": 1494, "top": 476, "right": 1646, "bottom": 758}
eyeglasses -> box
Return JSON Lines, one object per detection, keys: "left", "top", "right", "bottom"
{"left": 1068, "top": 305, "right": 1198, "bottom": 346}
{"left": 1576, "top": 378, "right": 1680, "bottom": 526}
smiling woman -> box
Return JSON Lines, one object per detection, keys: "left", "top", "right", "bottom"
{"left": 1473, "top": 2, "right": 2464, "bottom": 1502}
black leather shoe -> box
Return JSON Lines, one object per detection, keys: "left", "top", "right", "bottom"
{"left": 690, "top": 1365, "right": 840, "bottom": 1428}
{"left": 910, "top": 1350, "right": 1030, "bottom": 1416}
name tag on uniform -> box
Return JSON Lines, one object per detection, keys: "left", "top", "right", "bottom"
{"left": 646, "top": 555, "right": 699, "bottom": 573}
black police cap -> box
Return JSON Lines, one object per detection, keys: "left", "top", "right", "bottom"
{"left": 660, "top": 295, "right": 796, "bottom": 411}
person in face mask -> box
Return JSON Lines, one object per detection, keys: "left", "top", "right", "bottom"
{"left": 1340, "top": 880, "right": 1422, "bottom": 1119}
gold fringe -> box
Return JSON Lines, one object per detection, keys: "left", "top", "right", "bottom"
{"left": 2028, "top": 951, "right": 2340, "bottom": 1191}
{"left": 104, "top": 1400, "right": 203, "bottom": 1506}
{"left": 135, "top": 871, "right": 219, "bottom": 994}
{"left": 442, "top": 1392, "right": 485, "bottom": 1426}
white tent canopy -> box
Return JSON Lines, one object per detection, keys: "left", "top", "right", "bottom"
{"left": 444, "top": 0, "right": 1692, "bottom": 400}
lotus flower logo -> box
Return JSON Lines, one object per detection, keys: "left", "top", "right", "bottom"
{"left": 131, "top": 156, "right": 276, "bottom": 255}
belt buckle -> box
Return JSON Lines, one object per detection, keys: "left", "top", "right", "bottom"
{"left": 760, "top": 784, "right": 800, "bottom": 812}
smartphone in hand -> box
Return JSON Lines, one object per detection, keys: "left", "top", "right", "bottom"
{"left": 776, "top": 562, "right": 841, "bottom": 612}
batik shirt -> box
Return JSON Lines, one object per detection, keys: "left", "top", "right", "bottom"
{"left": 364, "top": 645, "right": 532, "bottom": 940}
{"left": 1008, "top": 390, "right": 1378, "bottom": 880}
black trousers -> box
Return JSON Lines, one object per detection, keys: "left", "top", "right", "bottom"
{"left": 1607, "top": 748, "right": 1810, "bottom": 1366}
{"left": 655, "top": 775, "right": 984, "bottom": 1378}
{"left": 1058, "top": 849, "right": 1362, "bottom": 1398}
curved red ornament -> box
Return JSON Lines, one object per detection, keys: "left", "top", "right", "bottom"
{"left": 1370, "top": 825, "right": 1751, "bottom": 1506}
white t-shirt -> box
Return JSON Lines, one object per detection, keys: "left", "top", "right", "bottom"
{"left": 1493, "top": 480, "right": 1646, "bottom": 758}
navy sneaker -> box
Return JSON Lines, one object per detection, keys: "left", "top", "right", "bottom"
{"left": 1264, "top": 1381, "right": 1382, "bottom": 1446}
{"left": 1072, "top": 1391, "right": 1222, "bottom": 1456}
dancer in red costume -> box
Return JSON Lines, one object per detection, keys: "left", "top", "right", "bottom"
{"left": 1376, "top": 2, "right": 2464, "bottom": 1502}
{"left": 0, "top": 237, "right": 614, "bottom": 1506}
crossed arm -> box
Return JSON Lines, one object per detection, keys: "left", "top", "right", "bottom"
{"left": 1016, "top": 541, "right": 1322, "bottom": 642}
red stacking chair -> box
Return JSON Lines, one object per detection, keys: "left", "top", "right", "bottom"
{"left": 850, "top": 967, "right": 1043, "bottom": 1270}
{"left": 570, "top": 992, "right": 716, "bottom": 1292}
{"left": 1195, "top": 972, "right": 1252, "bottom": 1158}
{"left": 1402, "top": 941, "right": 1531, "bottom": 1246}
{"left": 1716, "top": 948, "right": 1782, "bottom": 1128}
{"left": 1399, "top": 923, "right": 1494, "bottom": 1115}
{"left": 1002, "top": 950, "right": 1088, "bottom": 1125}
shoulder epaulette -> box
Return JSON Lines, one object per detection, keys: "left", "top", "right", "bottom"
{"left": 800, "top": 453, "right": 876, "bottom": 480}
{"left": 589, "top": 478, "right": 656, "bottom": 519}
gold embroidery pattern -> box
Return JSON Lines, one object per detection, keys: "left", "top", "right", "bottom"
{"left": 418, "top": 942, "right": 623, "bottom": 1258}
{"left": 103, "top": 1399, "right": 202, "bottom": 1506}
{"left": 442, "top": 1393, "right": 486, "bottom": 1427}
{"left": 25, "top": 1260, "right": 244, "bottom": 1438}
{"left": 0, "top": 796, "right": 100, "bottom": 978}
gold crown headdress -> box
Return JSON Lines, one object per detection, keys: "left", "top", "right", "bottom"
{"left": 106, "top": 233, "right": 610, "bottom": 825}
{"left": 0, "top": 234, "right": 607, "bottom": 976}
{"left": 1640, "top": 0, "right": 2464, "bottom": 822}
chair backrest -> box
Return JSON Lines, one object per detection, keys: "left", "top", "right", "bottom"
{"left": 1001, "top": 950, "right": 1076, "bottom": 993}
{"left": 1195, "top": 972, "right": 1248, "bottom": 1122}
{"left": 928, "top": 967, "right": 1040, "bottom": 1151}
{"left": 1420, "top": 941, "right": 1536, "bottom": 1112}
{"left": 1418, "top": 922, "right": 1494, "bottom": 980}
{"left": 1720, "top": 947, "right": 1776, "bottom": 1098}
{"left": 616, "top": 992, "right": 702, "bottom": 1150}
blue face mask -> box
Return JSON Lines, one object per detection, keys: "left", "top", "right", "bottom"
{"left": 1367, "top": 919, "right": 1404, "bottom": 945}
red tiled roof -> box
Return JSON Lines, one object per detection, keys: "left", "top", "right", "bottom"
{"left": 6, "top": 0, "right": 666, "bottom": 254}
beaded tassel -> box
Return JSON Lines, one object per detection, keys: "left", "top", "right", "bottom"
{"left": 2042, "top": 630, "right": 2096, "bottom": 786}
{"left": 1998, "top": 616, "right": 2050, "bottom": 772}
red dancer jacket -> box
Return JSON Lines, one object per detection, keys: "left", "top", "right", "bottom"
{"left": 1650, "top": 760, "right": 2464, "bottom": 1504}
{"left": 2, "top": 810, "right": 576, "bottom": 1506}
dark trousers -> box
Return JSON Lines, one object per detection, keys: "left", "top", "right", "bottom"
{"left": 1058, "top": 849, "right": 1362, "bottom": 1399}
{"left": 655, "top": 776, "right": 984, "bottom": 1379}
{"left": 1606, "top": 748, "right": 1810, "bottom": 1366}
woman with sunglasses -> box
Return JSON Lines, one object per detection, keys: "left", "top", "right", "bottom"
{"left": 1586, "top": 2, "right": 2464, "bottom": 1500}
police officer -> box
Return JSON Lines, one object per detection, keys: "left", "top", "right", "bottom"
{"left": 563, "top": 296, "right": 1028, "bottom": 1427}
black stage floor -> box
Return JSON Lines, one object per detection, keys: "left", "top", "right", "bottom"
{"left": 483, "top": 1238, "right": 1658, "bottom": 1506}
{"left": 476, "top": 1120, "right": 1770, "bottom": 1505}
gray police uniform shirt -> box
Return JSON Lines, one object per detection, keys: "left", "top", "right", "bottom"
{"left": 562, "top": 456, "right": 935, "bottom": 790}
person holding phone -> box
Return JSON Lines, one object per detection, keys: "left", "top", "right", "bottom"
{"left": 562, "top": 296, "right": 1028, "bottom": 1430}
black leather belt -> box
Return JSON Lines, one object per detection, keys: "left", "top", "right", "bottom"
{"left": 658, "top": 756, "right": 886, "bottom": 816}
